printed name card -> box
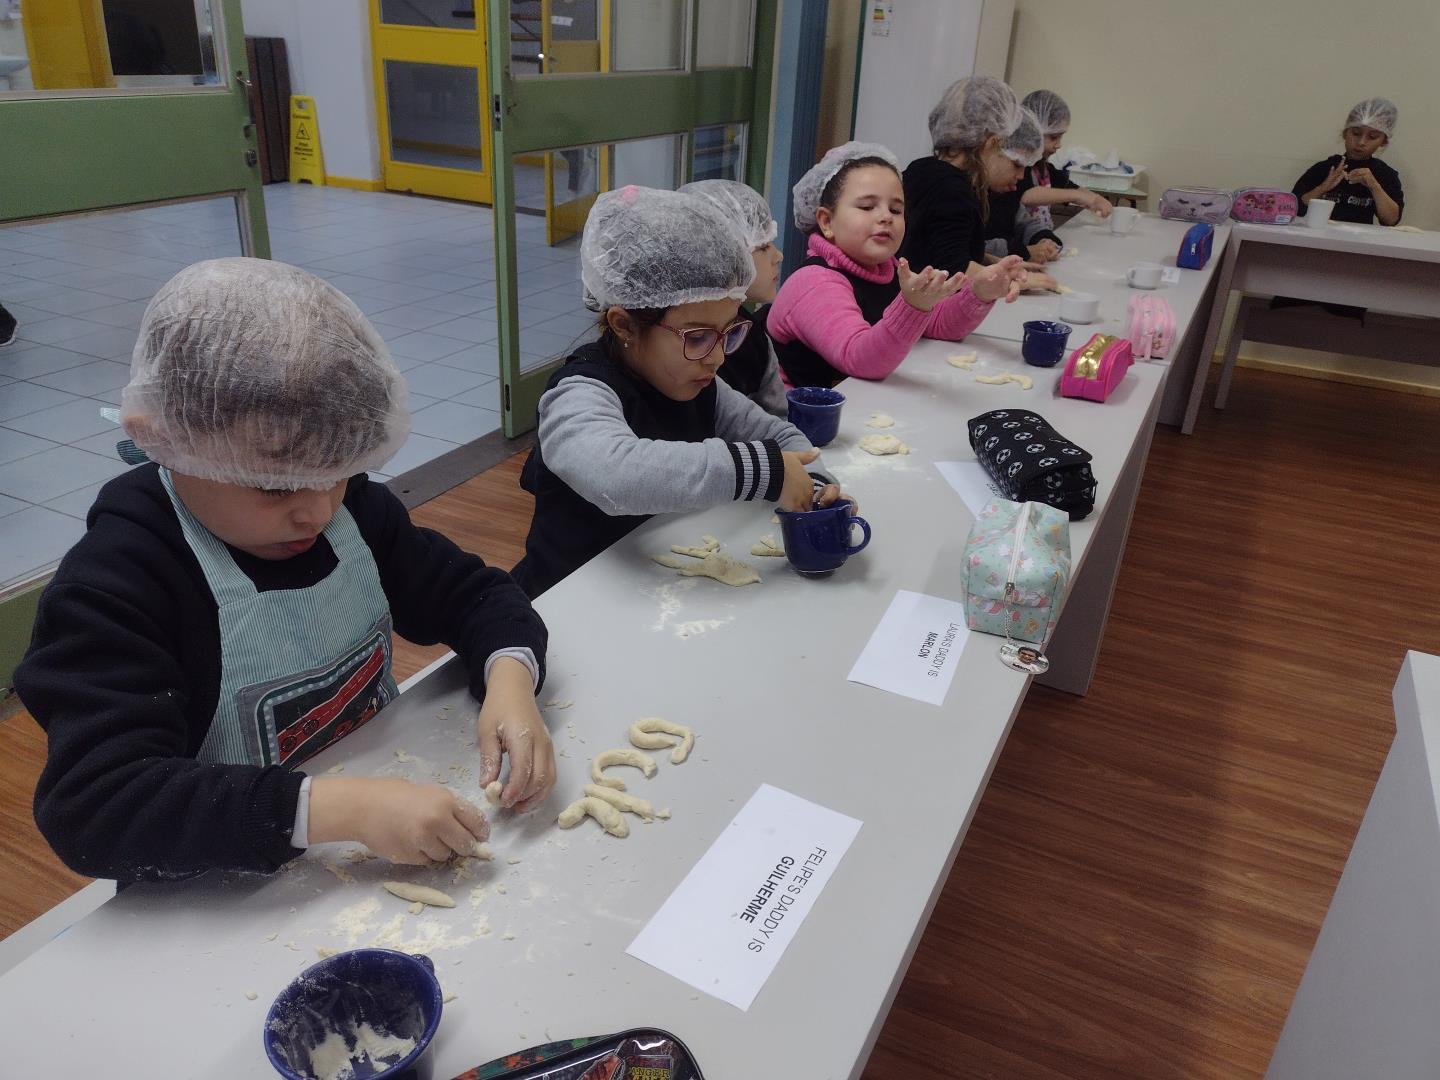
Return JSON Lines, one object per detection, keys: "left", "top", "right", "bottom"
{"left": 847, "top": 589, "right": 971, "bottom": 706}
{"left": 934, "top": 460, "right": 1003, "bottom": 518}
{"left": 627, "top": 784, "right": 862, "bottom": 1011}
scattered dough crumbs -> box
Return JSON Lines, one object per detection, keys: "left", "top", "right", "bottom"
{"left": 244, "top": 990, "right": 257, "bottom": 1001}
{"left": 507, "top": 857, "right": 522, "bottom": 865}
{"left": 864, "top": 412, "right": 895, "bottom": 429}
{"left": 858, "top": 434, "right": 909, "bottom": 456}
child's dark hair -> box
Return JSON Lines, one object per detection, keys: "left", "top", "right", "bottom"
{"left": 598, "top": 307, "right": 667, "bottom": 361}
{"left": 818, "top": 156, "right": 902, "bottom": 216}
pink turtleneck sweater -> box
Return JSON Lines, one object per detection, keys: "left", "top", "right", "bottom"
{"left": 767, "top": 233, "right": 996, "bottom": 383}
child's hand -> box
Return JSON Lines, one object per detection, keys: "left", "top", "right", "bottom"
{"left": 1318, "top": 162, "right": 1348, "bottom": 194}
{"left": 309, "top": 777, "right": 490, "bottom": 865}
{"left": 1083, "top": 191, "right": 1113, "bottom": 218}
{"left": 478, "top": 657, "right": 555, "bottom": 812}
{"left": 779, "top": 448, "right": 822, "bottom": 511}
{"left": 1022, "top": 270, "right": 1061, "bottom": 293}
{"left": 1027, "top": 239, "right": 1060, "bottom": 262}
{"left": 814, "top": 484, "right": 857, "bottom": 515}
{"left": 970, "top": 255, "right": 1027, "bottom": 304}
{"left": 898, "top": 258, "right": 966, "bottom": 312}
{"left": 1346, "top": 167, "right": 1378, "bottom": 191}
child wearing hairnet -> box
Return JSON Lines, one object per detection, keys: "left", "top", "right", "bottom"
{"left": 1292, "top": 97, "right": 1403, "bottom": 225}
{"left": 987, "top": 89, "right": 1112, "bottom": 266}
{"left": 768, "top": 139, "right": 1025, "bottom": 390}
{"left": 680, "top": 179, "right": 789, "bottom": 417}
{"left": 510, "top": 186, "right": 852, "bottom": 598}
{"left": 15, "top": 259, "right": 553, "bottom": 883}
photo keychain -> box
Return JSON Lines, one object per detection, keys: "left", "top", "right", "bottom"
{"left": 998, "top": 583, "right": 1051, "bottom": 675}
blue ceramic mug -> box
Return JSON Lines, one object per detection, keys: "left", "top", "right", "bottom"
{"left": 785, "top": 386, "right": 846, "bottom": 447}
{"left": 1021, "top": 320, "right": 1072, "bottom": 368}
{"left": 776, "top": 498, "right": 872, "bottom": 574}
{"left": 265, "top": 949, "right": 443, "bottom": 1080}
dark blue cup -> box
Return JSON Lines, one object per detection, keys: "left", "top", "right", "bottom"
{"left": 785, "top": 386, "right": 846, "bottom": 447}
{"left": 775, "top": 498, "right": 872, "bottom": 574}
{"left": 265, "top": 948, "right": 443, "bottom": 1080}
{"left": 1021, "top": 320, "right": 1073, "bottom": 367}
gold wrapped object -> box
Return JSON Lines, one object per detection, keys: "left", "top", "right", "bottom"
{"left": 1073, "top": 335, "right": 1118, "bottom": 381}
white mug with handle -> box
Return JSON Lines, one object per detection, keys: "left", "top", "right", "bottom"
{"left": 1126, "top": 262, "right": 1164, "bottom": 289}
{"left": 1110, "top": 206, "right": 1139, "bottom": 235}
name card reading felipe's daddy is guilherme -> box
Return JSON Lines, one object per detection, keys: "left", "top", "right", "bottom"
{"left": 847, "top": 589, "right": 972, "bottom": 706}
{"left": 626, "top": 784, "right": 862, "bottom": 1011}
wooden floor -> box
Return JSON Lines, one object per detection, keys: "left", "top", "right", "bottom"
{"left": 3, "top": 368, "right": 1436, "bottom": 1078}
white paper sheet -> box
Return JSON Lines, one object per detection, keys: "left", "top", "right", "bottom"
{"left": 935, "top": 460, "right": 1003, "bottom": 518}
{"left": 846, "top": 589, "right": 971, "bottom": 706}
{"left": 626, "top": 784, "right": 862, "bottom": 1011}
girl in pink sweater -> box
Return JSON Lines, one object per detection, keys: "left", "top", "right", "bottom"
{"left": 770, "top": 141, "right": 1026, "bottom": 389}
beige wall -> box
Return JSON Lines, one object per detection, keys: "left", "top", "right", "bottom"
{"left": 817, "top": 0, "right": 863, "bottom": 158}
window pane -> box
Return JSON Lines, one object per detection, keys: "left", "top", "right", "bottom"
{"left": 611, "top": 0, "right": 685, "bottom": 72}
{"left": 691, "top": 123, "right": 746, "bottom": 182}
{"left": 378, "top": 0, "right": 475, "bottom": 30}
{"left": 696, "top": 0, "right": 753, "bottom": 68}
{"left": 384, "top": 61, "right": 485, "bottom": 172}
{"left": 1, "top": 0, "right": 223, "bottom": 94}
{"left": 514, "top": 0, "right": 604, "bottom": 77}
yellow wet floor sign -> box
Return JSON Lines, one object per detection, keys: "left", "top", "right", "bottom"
{"left": 289, "top": 95, "right": 325, "bottom": 185}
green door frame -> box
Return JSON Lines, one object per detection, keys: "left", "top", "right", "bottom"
{"left": 487, "top": 1, "right": 778, "bottom": 437}
{"left": 0, "top": 0, "right": 269, "bottom": 697}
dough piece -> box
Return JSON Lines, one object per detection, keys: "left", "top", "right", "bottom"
{"left": 1055, "top": 284, "right": 1075, "bottom": 294}
{"left": 382, "top": 881, "right": 457, "bottom": 909}
{"left": 408, "top": 901, "right": 424, "bottom": 915}
{"left": 865, "top": 412, "right": 895, "bottom": 429}
{"left": 584, "top": 783, "right": 654, "bottom": 821}
{"left": 1392, "top": 225, "right": 1424, "bottom": 234}
{"left": 557, "top": 796, "right": 630, "bottom": 838}
{"left": 472, "top": 841, "right": 495, "bottom": 861}
{"left": 975, "top": 372, "right": 1035, "bottom": 390}
{"left": 628, "top": 717, "right": 695, "bottom": 764}
{"left": 244, "top": 990, "right": 257, "bottom": 1001}
{"left": 670, "top": 534, "right": 720, "bottom": 559}
{"left": 484, "top": 780, "right": 503, "bottom": 807}
{"left": 316, "top": 946, "right": 339, "bottom": 960}
{"left": 947, "top": 351, "right": 978, "bottom": 369}
{"left": 651, "top": 553, "right": 690, "bottom": 570}
{"left": 544, "top": 698, "right": 573, "bottom": 709}
{"left": 677, "top": 551, "right": 761, "bottom": 587}
{"left": 1064, "top": 246, "right": 1080, "bottom": 257}
{"left": 590, "top": 747, "right": 657, "bottom": 791}
{"left": 858, "top": 434, "right": 909, "bottom": 456}
{"left": 749, "top": 535, "right": 784, "bottom": 557}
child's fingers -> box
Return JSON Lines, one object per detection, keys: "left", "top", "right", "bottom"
{"left": 452, "top": 796, "right": 490, "bottom": 844}
{"left": 501, "top": 731, "right": 534, "bottom": 807}
{"left": 797, "top": 448, "right": 820, "bottom": 464}
{"left": 477, "top": 713, "right": 503, "bottom": 787}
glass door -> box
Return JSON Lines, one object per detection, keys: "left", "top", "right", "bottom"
{"left": 487, "top": 0, "right": 778, "bottom": 437}
{"left": 371, "top": 0, "right": 494, "bottom": 204}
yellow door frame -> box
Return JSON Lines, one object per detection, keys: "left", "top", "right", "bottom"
{"left": 369, "top": 1, "right": 494, "bottom": 204}
{"left": 20, "top": 0, "right": 115, "bottom": 90}
{"left": 540, "top": 0, "right": 611, "bottom": 245}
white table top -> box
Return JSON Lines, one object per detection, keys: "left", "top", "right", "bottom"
{"left": 0, "top": 341, "right": 1173, "bottom": 1078}
{"left": 1232, "top": 219, "right": 1440, "bottom": 264}
{"left": 973, "top": 213, "right": 1232, "bottom": 345}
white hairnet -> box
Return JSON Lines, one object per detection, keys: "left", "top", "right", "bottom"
{"left": 1022, "top": 89, "right": 1071, "bottom": 136}
{"left": 928, "top": 76, "right": 1024, "bottom": 155}
{"left": 1345, "top": 97, "right": 1397, "bottom": 139}
{"left": 581, "top": 185, "right": 755, "bottom": 311}
{"left": 790, "top": 141, "right": 901, "bottom": 233}
{"left": 680, "top": 179, "right": 778, "bottom": 249}
{"left": 122, "top": 258, "right": 410, "bottom": 491}
{"left": 1002, "top": 108, "right": 1044, "bottom": 167}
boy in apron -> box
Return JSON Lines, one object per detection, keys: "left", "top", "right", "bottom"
{"left": 17, "top": 259, "right": 552, "bottom": 882}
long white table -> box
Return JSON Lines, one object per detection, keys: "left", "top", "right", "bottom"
{"left": 1181, "top": 219, "right": 1440, "bottom": 434}
{"left": 972, "top": 213, "right": 1233, "bottom": 429}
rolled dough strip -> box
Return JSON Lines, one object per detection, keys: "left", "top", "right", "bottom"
{"left": 590, "top": 747, "right": 657, "bottom": 791}
{"left": 676, "top": 551, "right": 761, "bottom": 587}
{"left": 947, "top": 351, "right": 978, "bottom": 369}
{"left": 628, "top": 717, "right": 695, "bottom": 764}
{"left": 557, "top": 796, "right": 630, "bottom": 838}
{"left": 651, "top": 553, "right": 689, "bottom": 569}
{"left": 382, "top": 881, "right": 456, "bottom": 909}
{"left": 749, "top": 535, "right": 784, "bottom": 557}
{"left": 975, "top": 373, "right": 1034, "bottom": 390}
{"left": 584, "top": 783, "right": 654, "bottom": 821}
{"left": 670, "top": 534, "right": 720, "bottom": 559}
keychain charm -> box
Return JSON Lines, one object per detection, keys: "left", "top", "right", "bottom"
{"left": 999, "top": 640, "right": 1049, "bottom": 675}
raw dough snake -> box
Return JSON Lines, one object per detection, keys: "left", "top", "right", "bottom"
{"left": 583, "top": 783, "right": 655, "bottom": 821}
{"left": 628, "top": 717, "right": 695, "bottom": 764}
{"left": 557, "top": 796, "right": 630, "bottom": 837}
{"left": 590, "top": 747, "right": 657, "bottom": 791}
{"left": 382, "top": 881, "right": 456, "bottom": 909}
{"left": 975, "top": 372, "right": 1034, "bottom": 390}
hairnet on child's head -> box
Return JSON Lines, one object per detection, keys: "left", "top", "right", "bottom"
{"left": 790, "top": 141, "right": 901, "bottom": 233}
{"left": 1345, "top": 97, "right": 1398, "bottom": 139}
{"left": 122, "top": 258, "right": 410, "bottom": 491}
{"left": 928, "top": 76, "right": 1024, "bottom": 155}
{"left": 1022, "top": 89, "right": 1071, "bottom": 136}
{"left": 1002, "top": 108, "right": 1044, "bottom": 167}
{"left": 580, "top": 186, "right": 755, "bottom": 311}
{"left": 680, "top": 179, "right": 777, "bottom": 250}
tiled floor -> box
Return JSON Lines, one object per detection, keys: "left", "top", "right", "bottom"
{"left": 0, "top": 183, "right": 593, "bottom": 589}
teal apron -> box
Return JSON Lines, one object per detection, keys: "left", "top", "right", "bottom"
{"left": 159, "top": 469, "right": 400, "bottom": 768}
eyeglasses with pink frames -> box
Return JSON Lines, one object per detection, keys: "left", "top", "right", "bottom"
{"left": 653, "top": 317, "right": 753, "bottom": 361}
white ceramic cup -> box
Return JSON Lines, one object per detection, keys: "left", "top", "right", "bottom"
{"left": 1110, "top": 206, "right": 1139, "bottom": 235}
{"left": 1126, "top": 262, "right": 1164, "bottom": 289}
{"left": 1306, "top": 199, "right": 1335, "bottom": 227}
{"left": 1058, "top": 291, "right": 1100, "bottom": 323}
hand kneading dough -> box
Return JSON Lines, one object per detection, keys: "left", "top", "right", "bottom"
{"left": 382, "top": 881, "right": 456, "bottom": 908}
{"left": 557, "top": 796, "right": 629, "bottom": 837}
{"left": 864, "top": 412, "right": 895, "bottom": 429}
{"left": 858, "top": 434, "right": 909, "bottom": 456}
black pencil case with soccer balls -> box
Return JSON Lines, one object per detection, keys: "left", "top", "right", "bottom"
{"left": 967, "top": 410, "right": 1097, "bottom": 521}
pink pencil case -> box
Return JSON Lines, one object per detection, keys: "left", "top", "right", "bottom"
{"left": 1060, "top": 334, "right": 1133, "bottom": 402}
{"left": 1230, "top": 187, "right": 1298, "bottom": 224}
{"left": 1126, "top": 293, "right": 1174, "bottom": 360}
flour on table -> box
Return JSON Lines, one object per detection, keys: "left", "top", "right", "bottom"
{"left": 864, "top": 412, "right": 895, "bottom": 429}
{"left": 544, "top": 698, "right": 573, "bottom": 710}
{"left": 675, "top": 618, "right": 730, "bottom": 638}
{"left": 858, "top": 434, "right": 909, "bottom": 456}
{"left": 749, "top": 535, "right": 784, "bottom": 557}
